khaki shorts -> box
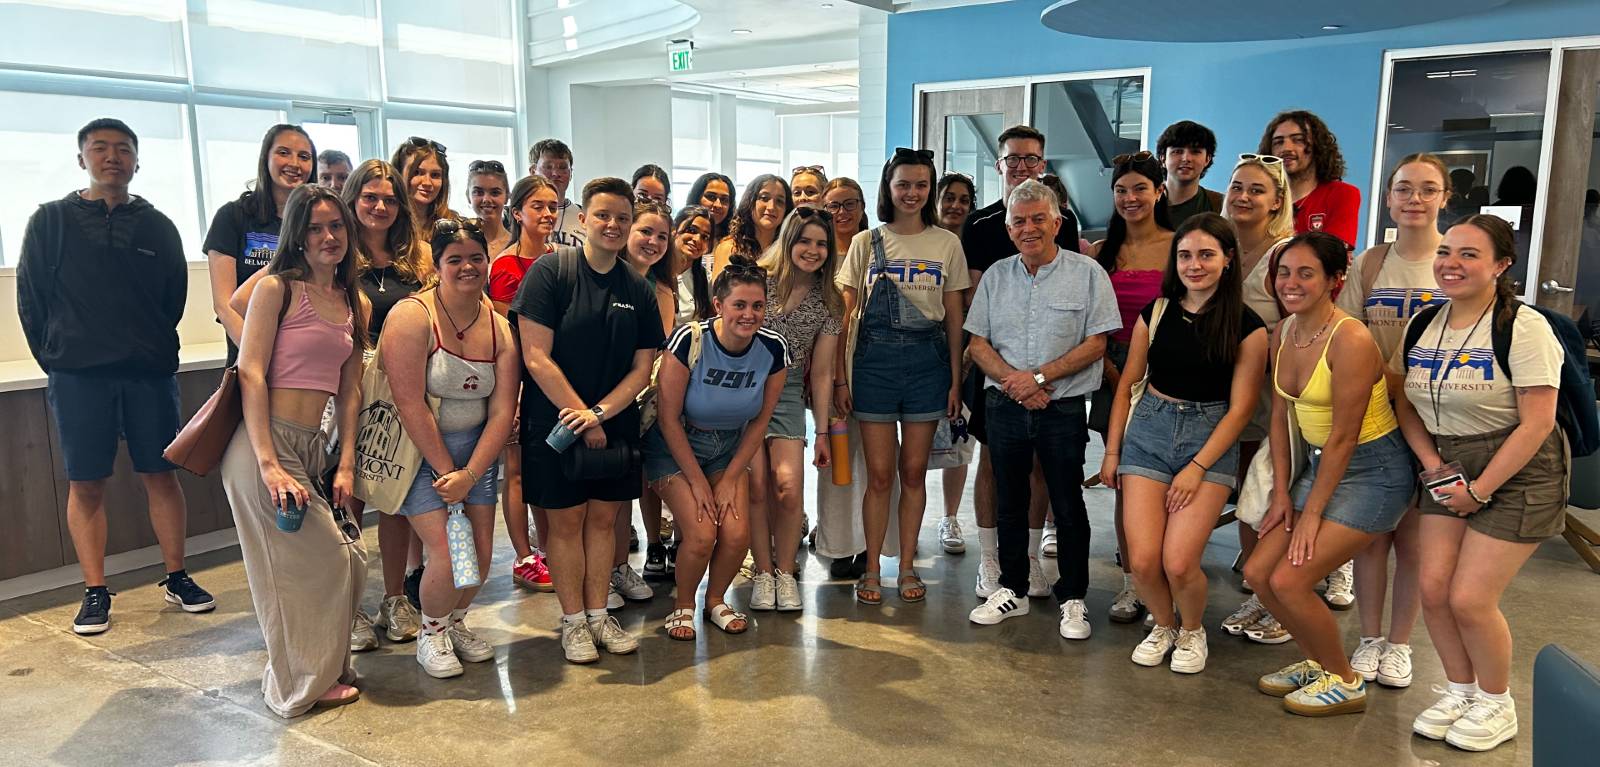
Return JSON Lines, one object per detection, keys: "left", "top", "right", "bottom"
{"left": 1420, "top": 424, "right": 1568, "bottom": 543}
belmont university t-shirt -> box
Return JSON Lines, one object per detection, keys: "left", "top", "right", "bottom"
{"left": 203, "top": 196, "right": 281, "bottom": 289}
{"left": 1337, "top": 245, "right": 1446, "bottom": 363}
{"left": 1397, "top": 304, "right": 1562, "bottom": 435}
{"left": 836, "top": 225, "right": 970, "bottom": 323}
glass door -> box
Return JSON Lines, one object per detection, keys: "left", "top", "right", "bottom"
{"left": 289, "top": 104, "right": 378, "bottom": 186}
{"left": 919, "top": 86, "right": 1025, "bottom": 209}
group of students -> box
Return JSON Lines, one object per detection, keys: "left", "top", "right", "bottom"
{"left": 14, "top": 113, "right": 1569, "bottom": 754}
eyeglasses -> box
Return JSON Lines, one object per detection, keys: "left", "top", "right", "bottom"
{"left": 823, "top": 199, "right": 863, "bottom": 213}
{"left": 405, "top": 136, "right": 447, "bottom": 154}
{"left": 793, "top": 205, "right": 834, "bottom": 223}
{"left": 792, "top": 165, "right": 826, "bottom": 176}
{"left": 1112, "top": 151, "right": 1155, "bottom": 166}
{"left": 1392, "top": 184, "right": 1444, "bottom": 202}
{"left": 1000, "top": 154, "right": 1044, "bottom": 169}
{"left": 1238, "top": 153, "right": 1284, "bottom": 165}
{"left": 433, "top": 217, "right": 484, "bottom": 236}
{"left": 331, "top": 504, "right": 362, "bottom": 546}
{"left": 893, "top": 147, "right": 935, "bottom": 162}
{"left": 468, "top": 159, "right": 505, "bottom": 174}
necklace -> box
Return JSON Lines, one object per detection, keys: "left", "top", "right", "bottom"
{"left": 374, "top": 266, "right": 388, "bottom": 294}
{"left": 1291, "top": 308, "right": 1335, "bottom": 348}
{"left": 437, "top": 294, "right": 483, "bottom": 340}
{"left": 1427, "top": 301, "right": 1492, "bottom": 429}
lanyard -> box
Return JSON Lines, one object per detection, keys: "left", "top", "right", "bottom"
{"left": 1427, "top": 301, "right": 1492, "bottom": 429}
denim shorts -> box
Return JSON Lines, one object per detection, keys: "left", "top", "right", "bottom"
{"left": 643, "top": 422, "right": 744, "bottom": 483}
{"left": 851, "top": 329, "right": 950, "bottom": 423}
{"left": 766, "top": 372, "right": 809, "bottom": 442}
{"left": 46, "top": 370, "right": 180, "bottom": 480}
{"left": 1118, "top": 395, "right": 1240, "bottom": 489}
{"left": 1291, "top": 429, "right": 1414, "bottom": 534}
{"left": 396, "top": 424, "right": 499, "bottom": 516}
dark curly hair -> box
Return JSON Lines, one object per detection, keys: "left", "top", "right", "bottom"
{"left": 726, "top": 174, "right": 792, "bottom": 258}
{"left": 1258, "top": 110, "right": 1346, "bottom": 184}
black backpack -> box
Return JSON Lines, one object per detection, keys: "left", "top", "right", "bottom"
{"left": 1403, "top": 298, "right": 1600, "bottom": 456}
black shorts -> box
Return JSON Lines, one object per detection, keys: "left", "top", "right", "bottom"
{"left": 521, "top": 419, "right": 643, "bottom": 510}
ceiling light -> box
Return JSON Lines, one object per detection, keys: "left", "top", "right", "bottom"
{"left": 731, "top": 28, "right": 752, "bottom": 34}
{"left": 1321, "top": 24, "right": 1342, "bottom": 30}
{"left": 562, "top": 15, "right": 576, "bottom": 37}
{"left": 814, "top": 64, "right": 831, "bottom": 70}
{"left": 730, "top": 71, "right": 746, "bottom": 76}
{"left": 653, "top": 78, "right": 667, "bottom": 82}
{"left": 821, "top": 2, "right": 834, "bottom": 6}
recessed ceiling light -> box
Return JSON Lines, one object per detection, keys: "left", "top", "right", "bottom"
{"left": 731, "top": 28, "right": 752, "bottom": 34}
{"left": 653, "top": 78, "right": 667, "bottom": 82}
{"left": 814, "top": 63, "right": 831, "bottom": 70}
{"left": 821, "top": 2, "right": 834, "bottom": 6}
{"left": 1321, "top": 24, "right": 1342, "bottom": 30}
{"left": 730, "top": 71, "right": 746, "bottom": 76}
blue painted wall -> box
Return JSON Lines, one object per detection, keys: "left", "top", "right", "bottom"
{"left": 886, "top": 0, "right": 1600, "bottom": 249}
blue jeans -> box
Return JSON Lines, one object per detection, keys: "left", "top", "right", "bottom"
{"left": 984, "top": 389, "right": 1090, "bottom": 600}
{"left": 1119, "top": 395, "right": 1240, "bottom": 489}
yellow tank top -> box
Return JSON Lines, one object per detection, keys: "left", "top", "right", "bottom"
{"left": 1273, "top": 316, "right": 1397, "bottom": 447}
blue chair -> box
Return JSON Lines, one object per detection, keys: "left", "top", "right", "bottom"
{"left": 1533, "top": 644, "right": 1600, "bottom": 765}
{"left": 1565, "top": 450, "right": 1600, "bottom": 574}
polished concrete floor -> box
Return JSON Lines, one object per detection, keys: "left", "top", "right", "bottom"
{"left": 3, "top": 445, "right": 1597, "bottom": 766}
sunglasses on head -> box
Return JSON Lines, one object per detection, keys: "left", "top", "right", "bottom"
{"left": 792, "top": 165, "right": 826, "bottom": 176}
{"left": 1238, "top": 153, "right": 1284, "bottom": 165}
{"left": 405, "top": 136, "right": 447, "bottom": 154}
{"left": 1112, "top": 150, "right": 1155, "bottom": 166}
{"left": 892, "top": 147, "right": 935, "bottom": 162}
{"left": 793, "top": 206, "right": 834, "bottom": 223}
{"left": 468, "top": 159, "right": 505, "bottom": 174}
{"left": 433, "top": 217, "right": 484, "bottom": 236}
{"left": 723, "top": 258, "right": 768, "bottom": 279}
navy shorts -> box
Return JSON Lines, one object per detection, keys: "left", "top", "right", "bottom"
{"left": 851, "top": 329, "right": 950, "bottom": 423}
{"left": 396, "top": 425, "right": 500, "bottom": 516}
{"left": 46, "top": 370, "right": 180, "bottom": 481}
{"left": 1118, "top": 395, "right": 1240, "bottom": 489}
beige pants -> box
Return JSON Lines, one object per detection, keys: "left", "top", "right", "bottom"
{"left": 221, "top": 418, "right": 367, "bottom": 718}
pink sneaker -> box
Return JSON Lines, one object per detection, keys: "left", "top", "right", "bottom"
{"left": 513, "top": 552, "right": 554, "bottom": 592}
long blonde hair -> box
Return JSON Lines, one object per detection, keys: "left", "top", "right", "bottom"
{"left": 759, "top": 207, "right": 844, "bottom": 320}
{"left": 1231, "top": 155, "right": 1296, "bottom": 241}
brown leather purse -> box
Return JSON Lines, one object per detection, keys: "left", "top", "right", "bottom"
{"left": 164, "top": 366, "right": 242, "bottom": 475}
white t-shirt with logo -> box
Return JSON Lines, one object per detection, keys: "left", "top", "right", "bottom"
{"left": 549, "top": 199, "right": 585, "bottom": 249}
{"left": 1339, "top": 246, "right": 1448, "bottom": 365}
{"left": 1396, "top": 304, "right": 1563, "bottom": 435}
{"left": 835, "top": 225, "right": 970, "bottom": 323}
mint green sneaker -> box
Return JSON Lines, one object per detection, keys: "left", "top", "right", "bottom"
{"left": 1258, "top": 659, "right": 1323, "bottom": 697}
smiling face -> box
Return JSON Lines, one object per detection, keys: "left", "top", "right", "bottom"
{"left": 1270, "top": 120, "right": 1311, "bottom": 177}
{"left": 752, "top": 181, "right": 790, "bottom": 234}
{"left": 1113, "top": 169, "right": 1160, "bottom": 225}
{"left": 436, "top": 239, "right": 488, "bottom": 293}
{"left": 269, "top": 131, "right": 314, "bottom": 195}
{"left": 889, "top": 163, "right": 933, "bottom": 222}
{"left": 675, "top": 214, "right": 712, "bottom": 262}
{"left": 1388, "top": 161, "right": 1447, "bottom": 230}
{"left": 513, "top": 185, "right": 561, "bottom": 242}
{"left": 303, "top": 199, "right": 349, "bottom": 269}
{"left": 790, "top": 221, "right": 831, "bottom": 274}
{"left": 1175, "top": 229, "right": 1229, "bottom": 294}
{"left": 353, "top": 178, "right": 400, "bottom": 235}
{"left": 938, "top": 182, "right": 973, "bottom": 231}
{"left": 714, "top": 281, "right": 767, "bottom": 342}
{"left": 1225, "top": 164, "right": 1282, "bottom": 229}
{"left": 1005, "top": 197, "right": 1061, "bottom": 261}
{"left": 407, "top": 156, "right": 443, "bottom": 207}
{"left": 791, "top": 172, "right": 825, "bottom": 208}
{"left": 581, "top": 192, "right": 633, "bottom": 254}
{"left": 534, "top": 153, "right": 572, "bottom": 199}
{"left": 1436, "top": 223, "right": 1507, "bottom": 302}
{"left": 627, "top": 212, "right": 672, "bottom": 273}
{"left": 1165, "top": 145, "right": 1209, "bottom": 185}
{"left": 319, "top": 161, "right": 352, "bottom": 191}
{"left": 998, "top": 136, "right": 1044, "bottom": 196}
{"left": 823, "top": 185, "right": 863, "bottom": 243}
{"left": 468, "top": 173, "right": 507, "bottom": 224}
{"left": 79, "top": 129, "right": 137, "bottom": 191}
{"left": 699, "top": 179, "right": 732, "bottom": 225}
{"left": 1274, "top": 243, "right": 1339, "bottom": 314}
{"left": 634, "top": 176, "right": 667, "bottom": 207}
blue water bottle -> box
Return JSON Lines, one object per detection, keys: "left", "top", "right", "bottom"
{"left": 446, "top": 503, "right": 481, "bottom": 589}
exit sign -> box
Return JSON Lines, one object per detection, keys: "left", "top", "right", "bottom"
{"left": 668, "top": 41, "right": 693, "bottom": 73}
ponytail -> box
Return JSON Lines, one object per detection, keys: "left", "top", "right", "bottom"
{"left": 1457, "top": 214, "right": 1520, "bottom": 328}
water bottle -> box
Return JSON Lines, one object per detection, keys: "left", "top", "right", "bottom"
{"left": 446, "top": 503, "right": 481, "bottom": 589}
{"left": 829, "top": 419, "right": 852, "bottom": 486}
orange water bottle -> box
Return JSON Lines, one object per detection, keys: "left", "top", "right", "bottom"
{"left": 829, "top": 418, "right": 851, "bottom": 486}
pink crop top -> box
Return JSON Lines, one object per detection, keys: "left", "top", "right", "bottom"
{"left": 1109, "top": 269, "right": 1163, "bottom": 345}
{"left": 267, "top": 286, "right": 354, "bottom": 395}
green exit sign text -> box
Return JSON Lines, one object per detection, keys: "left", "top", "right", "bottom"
{"left": 669, "top": 43, "right": 693, "bottom": 73}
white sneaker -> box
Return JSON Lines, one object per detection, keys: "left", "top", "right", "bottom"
{"left": 1027, "top": 557, "right": 1050, "bottom": 598}
{"left": 975, "top": 555, "right": 1001, "bottom": 598}
{"left": 1131, "top": 625, "right": 1177, "bottom": 666}
{"left": 416, "top": 630, "right": 463, "bottom": 678}
{"left": 379, "top": 595, "right": 420, "bottom": 642}
{"left": 750, "top": 572, "right": 777, "bottom": 611}
{"left": 1323, "top": 561, "right": 1355, "bottom": 609}
{"left": 1059, "top": 599, "right": 1091, "bottom": 640}
{"left": 969, "top": 587, "right": 1030, "bottom": 625}
{"left": 1413, "top": 685, "right": 1477, "bottom": 740}
{"left": 1041, "top": 524, "right": 1058, "bottom": 558}
{"left": 1169, "top": 628, "right": 1208, "bottom": 674}
{"left": 611, "top": 563, "right": 654, "bottom": 601}
{"left": 1108, "top": 584, "right": 1143, "bottom": 623}
{"left": 774, "top": 570, "right": 802, "bottom": 612}
{"left": 738, "top": 550, "right": 756, "bottom": 581}
{"left": 1220, "top": 595, "right": 1265, "bottom": 635}
{"left": 561, "top": 617, "right": 599, "bottom": 664}
{"left": 606, "top": 584, "right": 625, "bottom": 610}
{"left": 1350, "top": 636, "right": 1385, "bottom": 681}
{"left": 587, "top": 614, "right": 639, "bottom": 655}
{"left": 938, "top": 517, "right": 965, "bottom": 554}
{"left": 350, "top": 610, "right": 379, "bottom": 652}
{"left": 1446, "top": 697, "right": 1518, "bottom": 752}
{"left": 1377, "top": 642, "right": 1414, "bottom": 688}
{"left": 448, "top": 619, "right": 495, "bottom": 663}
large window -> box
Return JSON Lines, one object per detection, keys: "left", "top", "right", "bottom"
{"left": 781, "top": 113, "right": 859, "bottom": 187}
{"left": 1031, "top": 73, "right": 1146, "bottom": 234}
{"left": 736, "top": 102, "right": 783, "bottom": 193}
{"left": 385, "top": 119, "right": 517, "bottom": 214}
{"left": 671, "top": 95, "right": 712, "bottom": 210}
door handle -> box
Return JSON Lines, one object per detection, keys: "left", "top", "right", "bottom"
{"left": 1541, "top": 280, "right": 1576, "bottom": 295}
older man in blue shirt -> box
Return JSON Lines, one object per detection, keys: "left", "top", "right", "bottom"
{"left": 964, "top": 179, "right": 1120, "bottom": 636}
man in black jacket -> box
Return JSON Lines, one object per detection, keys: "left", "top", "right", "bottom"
{"left": 17, "top": 118, "right": 215, "bottom": 635}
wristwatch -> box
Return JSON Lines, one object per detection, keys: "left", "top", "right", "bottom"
{"left": 590, "top": 404, "right": 606, "bottom": 420}
{"left": 1032, "top": 370, "right": 1047, "bottom": 387}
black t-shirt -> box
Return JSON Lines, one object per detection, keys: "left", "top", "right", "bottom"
{"left": 1165, "top": 187, "right": 1223, "bottom": 229}
{"left": 511, "top": 248, "right": 665, "bottom": 440}
{"left": 1142, "top": 299, "right": 1266, "bottom": 403}
{"left": 360, "top": 265, "right": 423, "bottom": 345}
{"left": 202, "top": 195, "right": 282, "bottom": 289}
{"left": 960, "top": 198, "right": 1081, "bottom": 275}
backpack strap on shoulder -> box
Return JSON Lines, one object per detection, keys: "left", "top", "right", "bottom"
{"left": 1490, "top": 297, "right": 1522, "bottom": 383}
{"left": 1402, "top": 302, "right": 1445, "bottom": 360}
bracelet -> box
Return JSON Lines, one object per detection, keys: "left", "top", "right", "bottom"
{"left": 1466, "top": 482, "right": 1493, "bottom": 506}
{"left": 463, "top": 466, "right": 479, "bottom": 483}
{"left": 1190, "top": 458, "right": 1211, "bottom": 472}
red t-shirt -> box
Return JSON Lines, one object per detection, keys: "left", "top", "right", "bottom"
{"left": 487, "top": 245, "right": 549, "bottom": 303}
{"left": 1294, "top": 179, "right": 1361, "bottom": 249}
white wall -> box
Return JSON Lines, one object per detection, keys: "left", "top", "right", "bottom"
{"left": 568, "top": 84, "right": 675, "bottom": 190}
{"left": 856, "top": 8, "right": 889, "bottom": 218}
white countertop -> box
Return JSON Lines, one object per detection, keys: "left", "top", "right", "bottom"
{"left": 0, "top": 342, "right": 230, "bottom": 393}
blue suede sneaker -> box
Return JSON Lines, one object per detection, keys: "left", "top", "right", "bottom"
{"left": 159, "top": 571, "right": 216, "bottom": 613}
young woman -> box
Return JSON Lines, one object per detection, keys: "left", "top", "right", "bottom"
{"left": 205, "top": 124, "right": 315, "bottom": 360}
{"left": 219, "top": 184, "right": 367, "bottom": 717}
{"left": 467, "top": 159, "right": 512, "bottom": 257}
{"left": 512, "top": 177, "right": 662, "bottom": 664}
{"left": 649, "top": 261, "right": 790, "bottom": 639}
{"left": 489, "top": 175, "right": 561, "bottom": 593}
{"left": 670, "top": 205, "right": 715, "bottom": 329}
{"left": 711, "top": 174, "right": 792, "bottom": 278}
{"left": 1335, "top": 154, "right": 1451, "bottom": 689}
{"left": 1394, "top": 214, "right": 1566, "bottom": 752}
{"left": 836, "top": 148, "right": 969, "bottom": 605}
{"left": 632, "top": 164, "right": 672, "bottom": 207}
{"left": 1089, "top": 151, "right": 1174, "bottom": 624}
{"left": 791, "top": 166, "right": 828, "bottom": 208}
{"left": 1244, "top": 231, "right": 1413, "bottom": 718}
{"left": 934, "top": 171, "right": 977, "bottom": 554}
{"left": 391, "top": 136, "right": 455, "bottom": 248}
{"left": 823, "top": 177, "right": 871, "bottom": 246}
{"left": 380, "top": 219, "right": 518, "bottom": 678}
{"left": 1220, "top": 153, "right": 1299, "bottom": 644}
{"left": 686, "top": 172, "right": 737, "bottom": 244}
{"left": 747, "top": 207, "right": 842, "bottom": 611}
{"left": 1099, "top": 213, "right": 1268, "bottom": 674}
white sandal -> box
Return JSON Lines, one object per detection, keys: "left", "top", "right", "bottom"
{"left": 703, "top": 604, "right": 748, "bottom": 634}
{"left": 664, "top": 607, "right": 696, "bottom": 641}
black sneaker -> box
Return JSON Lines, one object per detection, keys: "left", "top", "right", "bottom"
{"left": 644, "top": 543, "right": 668, "bottom": 578}
{"left": 73, "top": 587, "right": 114, "bottom": 635}
{"left": 828, "top": 555, "right": 855, "bottom": 580}
{"left": 628, "top": 525, "right": 640, "bottom": 553}
{"left": 159, "top": 570, "right": 216, "bottom": 613}
{"left": 404, "top": 566, "right": 423, "bottom": 610}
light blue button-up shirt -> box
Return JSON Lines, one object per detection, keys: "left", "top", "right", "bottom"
{"left": 964, "top": 247, "right": 1121, "bottom": 400}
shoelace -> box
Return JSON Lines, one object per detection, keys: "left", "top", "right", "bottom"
{"left": 1174, "top": 631, "right": 1202, "bottom": 653}
{"left": 1278, "top": 660, "right": 1321, "bottom": 683}
{"left": 83, "top": 590, "right": 114, "bottom": 613}
{"left": 1227, "top": 597, "right": 1263, "bottom": 622}
{"left": 1112, "top": 589, "right": 1139, "bottom": 609}
{"left": 1426, "top": 685, "right": 1472, "bottom": 713}
{"left": 1142, "top": 626, "right": 1176, "bottom": 648}
{"left": 422, "top": 630, "right": 452, "bottom": 656}
{"left": 1299, "top": 671, "right": 1343, "bottom": 697}
{"left": 451, "top": 623, "right": 481, "bottom": 643}
{"left": 1065, "top": 602, "right": 1087, "bottom": 621}
{"left": 1459, "top": 698, "right": 1504, "bottom": 725}
{"left": 1353, "top": 637, "right": 1385, "bottom": 664}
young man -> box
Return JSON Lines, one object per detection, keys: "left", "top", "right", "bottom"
{"left": 965, "top": 180, "right": 1119, "bottom": 637}
{"left": 959, "top": 124, "right": 1079, "bottom": 597}
{"left": 529, "top": 138, "right": 584, "bottom": 249}
{"left": 1259, "top": 110, "right": 1362, "bottom": 249}
{"left": 16, "top": 118, "right": 215, "bottom": 635}
{"left": 317, "top": 149, "right": 353, "bottom": 192}
{"left": 1158, "top": 120, "right": 1223, "bottom": 227}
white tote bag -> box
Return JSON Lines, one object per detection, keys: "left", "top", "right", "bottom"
{"left": 353, "top": 343, "right": 436, "bottom": 514}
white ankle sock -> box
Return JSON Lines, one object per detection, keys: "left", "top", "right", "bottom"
{"left": 585, "top": 608, "right": 608, "bottom": 621}
{"left": 449, "top": 608, "right": 467, "bottom": 625}
{"left": 1448, "top": 680, "right": 1481, "bottom": 697}
{"left": 978, "top": 526, "right": 998, "bottom": 558}
{"left": 420, "top": 612, "right": 449, "bottom": 636}
{"left": 562, "top": 611, "right": 585, "bottom": 625}
{"left": 1028, "top": 527, "right": 1043, "bottom": 558}
{"left": 1480, "top": 688, "right": 1513, "bottom": 706}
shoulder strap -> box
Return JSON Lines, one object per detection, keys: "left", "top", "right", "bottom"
{"left": 1147, "top": 297, "right": 1168, "bottom": 345}
{"left": 870, "top": 227, "right": 889, "bottom": 274}
{"left": 687, "top": 320, "right": 705, "bottom": 368}
{"left": 1491, "top": 298, "right": 1521, "bottom": 383}
{"left": 556, "top": 246, "right": 583, "bottom": 329}
{"left": 276, "top": 278, "right": 295, "bottom": 326}
{"left": 1360, "top": 243, "right": 1392, "bottom": 296}
{"left": 399, "top": 294, "right": 442, "bottom": 351}
{"left": 1402, "top": 303, "right": 1446, "bottom": 360}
